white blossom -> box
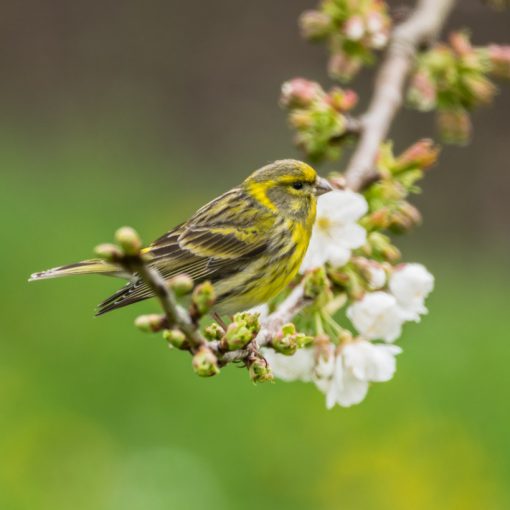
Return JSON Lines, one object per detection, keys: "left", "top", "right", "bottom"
{"left": 389, "top": 263, "right": 434, "bottom": 321}
{"left": 366, "top": 264, "right": 386, "bottom": 290}
{"left": 343, "top": 341, "right": 401, "bottom": 382}
{"left": 300, "top": 190, "right": 368, "bottom": 272}
{"left": 316, "top": 340, "right": 402, "bottom": 408}
{"left": 346, "top": 291, "right": 404, "bottom": 342}
{"left": 262, "top": 348, "right": 315, "bottom": 382}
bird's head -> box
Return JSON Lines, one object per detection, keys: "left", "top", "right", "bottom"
{"left": 243, "top": 159, "right": 333, "bottom": 221}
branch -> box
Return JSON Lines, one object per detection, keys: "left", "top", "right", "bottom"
{"left": 133, "top": 262, "right": 206, "bottom": 350}
{"left": 344, "top": 0, "right": 456, "bottom": 191}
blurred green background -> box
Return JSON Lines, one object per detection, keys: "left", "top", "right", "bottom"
{"left": 2, "top": 1, "right": 510, "bottom": 509}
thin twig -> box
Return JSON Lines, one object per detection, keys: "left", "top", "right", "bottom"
{"left": 344, "top": 0, "right": 457, "bottom": 191}
{"left": 126, "top": 257, "right": 205, "bottom": 350}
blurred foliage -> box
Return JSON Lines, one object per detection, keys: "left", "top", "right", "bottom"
{"left": 1, "top": 133, "right": 510, "bottom": 509}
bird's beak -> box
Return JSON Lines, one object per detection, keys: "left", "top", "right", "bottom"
{"left": 315, "top": 177, "right": 334, "bottom": 196}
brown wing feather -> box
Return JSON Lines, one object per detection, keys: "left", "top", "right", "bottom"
{"left": 96, "top": 188, "right": 274, "bottom": 315}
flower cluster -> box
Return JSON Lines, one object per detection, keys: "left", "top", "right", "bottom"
{"left": 265, "top": 262, "right": 433, "bottom": 408}
{"left": 408, "top": 32, "right": 510, "bottom": 144}
{"left": 261, "top": 140, "right": 437, "bottom": 407}
{"left": 300, "top": 0, "right": 391, "bottom": 82}
{"left": 280, "top": 78, "right": 358, "bottom": 161}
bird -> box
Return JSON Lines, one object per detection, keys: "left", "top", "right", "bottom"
{"left": 29, "top": 159, "right": 332, "bottom": 316}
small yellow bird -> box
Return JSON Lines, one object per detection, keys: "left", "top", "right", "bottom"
{"left": 30, "top": 159, "right": 332, "bottom": 315}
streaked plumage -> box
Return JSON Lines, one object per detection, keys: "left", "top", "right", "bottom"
{"left": 30, "top": 159, "right": 332, "bottom": 316}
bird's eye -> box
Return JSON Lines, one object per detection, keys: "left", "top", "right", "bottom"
{"left": 292, "top": 181, "right": 304, "bottom": 190}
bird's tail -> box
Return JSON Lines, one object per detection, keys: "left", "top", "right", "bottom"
{"left": 29, "top": 259, "right": 127, "bottom": 282}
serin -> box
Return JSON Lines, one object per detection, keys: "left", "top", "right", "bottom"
{"left": 30, "top": 159, "right": 332, "bottom": 315}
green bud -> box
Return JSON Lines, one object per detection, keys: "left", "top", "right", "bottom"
{"left": 272, "top": 334, "right": 298, "bottom": 356}
{"left": 163, "top": 328, "right": 187, "bottom": 349}
{"left": 222, "top": 321, "right": 253, "bottom": 351}
{"left": 191, "top": 281, "right": 216, "bottom": 317}
{"left": 192, "top": 347, "right": 220, "bottom": 377}
{"left": 94, "top": 243, "right": 122, "bottom": 262}
{"left": 368, "top": 232, "right": 401, "bottom": 263}
{"left": 295, "top": 334, "right": 314, "bottom": 348}
{"left": 115, "top": 226, "right": 142, "bottom": 256}
{"left": 233, "top": 312, "right": 261, "bottom": 333}
{"left": 304, "top": 266, "right": 329, "bottom": 299}
{"left": 299, "top": 10, "right": 333, "bottom": 40}
{"left": 168, "top": 274, "right": 194, "bottom": 295}
{"left": 272, "top": 323, "right": 313, "bottom": 355}
{"left": 281, "top": 323, "right": 296, "bottom": 336}
{"left": 248, "top": 358, "right": 274, "bottom": 383}
{"left": 204, "top": 322, "right": 225, "bottom": 341}
{"left": 134, "top": 314, "right": 166, "bottom": 333}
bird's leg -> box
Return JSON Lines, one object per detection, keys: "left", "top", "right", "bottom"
{"left": 212, "top": 312, "right": 227, "bottom": 331}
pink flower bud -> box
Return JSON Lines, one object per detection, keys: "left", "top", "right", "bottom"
{"left": 463, "top": 74, "right": 496, "bottom": 104}
{"left": 281, "top": 78, "right": 322, "bottom": 108}
{"left": 395, "top": 139, "right": 440, "bottom": 171}
{"left": 488, "top": 44, "right": 510, "bottom": 79}
{"left": 407, "top": 70, "right": 437, "bottom": 111}
{"left": 449, "top": 31, "right": 473, "bottom": 57}
{"left": 326, "top": 87, "right": 358, "bottom": 112}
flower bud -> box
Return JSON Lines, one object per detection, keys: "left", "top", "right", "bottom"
{"left": 299, "top": 10, "right": 332, "bottom": 40}
{"left": 487, "top": 44, "right": 510, "bottom": 79}
{"left": 281, "top": 78, "right": 322, "bottom": 109}
{"left": 115, "top": 226, "right": 142, "bottom": 256}
{"left": 437, "top": 108, "right": 471, "bottom": 145}
{"left": 168, "top": 274, "right": 194, "bottom": 295}
{"left": 204, "top": 322, "right": 224, "bottom": 341}
{"left": 303, "top": 266, "right": 329, "bottom": 300}
{"left": 222, "top": 321, "right": 253, "bottom": 351}
{"left": 449, "top": 31, "right": 473, "bottom": 58}
{"left": 388, "top": 202, "right": 422, "bottom": 234}
{"left": 328, "top": 53, "right": 362, "bottom": 82}
{"left": 407, "top": 71, "right": 437, "bottom": 111}
{"left": 327, "top": 87, "right": 358, "bottom": 112}
{"left": 248, "top": 357, "right": 274, "bottom": 383}
{"left": 163, "top": 328, "right": 187, "bottom": 349}
{"left": 94, "top": 243, "right": 122, "bottom": 262}
{"left": 463, "top": 74, "right": 496, "bottom": 104}
{"left": 191, "top": 281, "right": 216, "bottom": 317}
{"left": 289, "top": 110, "right": 314, "bottom": 130}
{"left": 395, "top": 139, "right": 440, "bottom": 172}
{"left": 192, "top": 346, "right": 219, "bottom": 377}
{"left": 135, "top": 314, "right": 166, "bottom": 333}
{"left": 370, "top": 32, "right": 388, "bottom": 50}
{"left": 368, "top": 232, "right": 401, "bottom": 263}
{"left": 344, "top": 15, "right": 365, "bottom": 41}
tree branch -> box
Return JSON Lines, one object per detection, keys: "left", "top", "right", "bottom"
{"left": 344, "top": 0, "right": 456, "bottom": 191}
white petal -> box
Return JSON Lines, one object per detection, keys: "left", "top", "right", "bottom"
{"left": 319, "top": 190, "right": 368, "bottom": 224}
{"left": 367, "top": 265, "right": 386, "bottom": 290}
{"left": 325, "top": 245, "right": 351, "bottom": 268}
{"left": 329, "top": 223, "right": 367, "bottom": 250}
{"left": 263, "top": 348, "right": 315, "bottom": 382}
{"left": 389, "top": 264, "right": 434, "bottom": 320}
{"left": 346, "top": 292, "right": 404, "bottom": 342}
{"left": 343, "top": 341, "right": 402, "bottom": 382}
{"left": 335, "top": 371, "right": 369, "bottom": 407}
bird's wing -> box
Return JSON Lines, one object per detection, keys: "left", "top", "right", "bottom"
{"left": 96, "top": 192, "right": 274, "bottom": 315}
